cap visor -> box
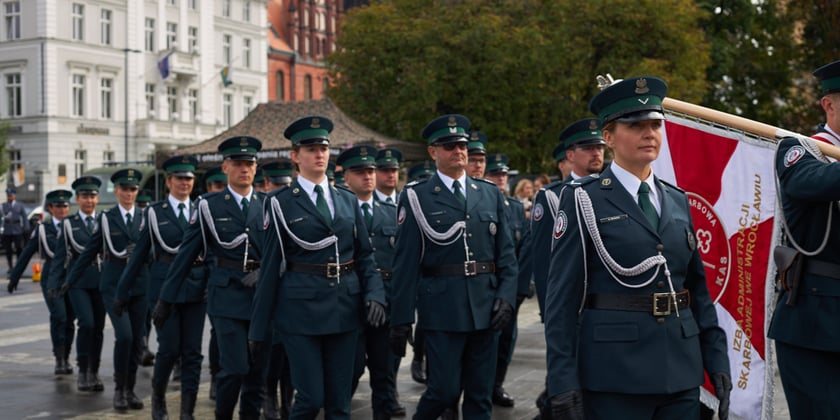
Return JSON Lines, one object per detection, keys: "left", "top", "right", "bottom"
{"left": 432, "top": 136, "right": 469, "bottom": 146}
{"left": 170, "top": 171, "right": 196, "bottom": 178}
{"left": 225, "top": 154, "right": 257, "bottom": 162}
{"left": 615, "top": 110, "right": 665, "bottom": 123}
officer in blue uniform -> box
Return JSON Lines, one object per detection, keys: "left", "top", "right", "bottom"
{"left": 50, "top": 177, "right": 105, "bottom": 392}
{"left": 117, "top": 155, "right": 206, "bottom": 420}
{"left": 249, "top": 116, "right": 386, "bottom": 420}
{"left": 768, "top": 59, "right": 840, "bottom": 419}
{"left": 2, "top": 187, "right": 30, "bottom": 269}
{"left": 136, "top": 189, "right": 153, "bottom": 209}
{"left": 374, "top": 148, "right": 402, "bottom": 204}
{"left": 543, "top": 77, "right": 731, "bottom": 419}
{"left": 389, "top": 114, "right": 518, "bottom": 420}
{"left": 341, "top": 145, "right": 405, "bottom": 419}
{"left": 263, "top": 158, "right": 295, "bottom": 191}
{"left": 67, "top": 168, "right": 148, "bottom": 411}
{"left": 483, "top": 153, "right": 529, "bottom": 408}
{"left": 406, "top": 161, "right": 436, "bottom": 183}
{"left": 466, "top": 131, "right": 488, "bottom": 178}
{"left": 200, "top": 164, "right": 226, "bottom": 401}
{"left": 8, "top": 189, "right": 76, "bottom": 375}
{"left": 158, "top": 137, "right": 265, "bottom": 420}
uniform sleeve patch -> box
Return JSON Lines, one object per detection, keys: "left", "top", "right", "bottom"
{"left": 553, "top": 210, "right": 568, "bottom": 239}
{"left": 784, "top": 145, "right": 806, "bottom": 167}
{"left": 533, "top": 202, "right": 544, "bottom": 221}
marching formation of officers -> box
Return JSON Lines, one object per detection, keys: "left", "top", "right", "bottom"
{"left": 8, "top": 58, "right": 840, "bottom": 420}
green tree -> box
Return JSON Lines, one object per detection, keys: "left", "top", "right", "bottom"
{"left": 329, "top": 0, "right": 712, "bottom": 172}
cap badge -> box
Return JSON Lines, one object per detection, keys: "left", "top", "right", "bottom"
{"left": 471, "top": 132, "right": 478, "bottom": 140}
{"left": 635, "top": 78, "right": 649, "bottom": 94}
{"left": 385, "top": 150, "right": 392, "bottom": 157}
{"left": 495, "top": 155, "right": 502, "bottom": 162}
{"left": 360, "top": 148, "right": 368, "bottom": 156}
{"left": 127, "top": 169, "right": 135, "bottom": 177}
{"left": 240, "top": 137, "right": 249, "bottom": 146}
{"left": 589, "top": 120, "right": 598, "bottom": 130}
{"left": 311, "top": 118, "right": 321, "bottom": 128}
{"left": 447, "top": 116, "right": 457, "bottom": 126}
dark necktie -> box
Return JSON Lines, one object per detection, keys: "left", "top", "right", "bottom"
{"left": 86, "top": 215, "right": 94, "bottom": 233}
{"left": 178, "top": 203, "right": 187, "bottom": 227}
{"left": 125, "top": 212, "right": 133, "bottom": 230}
{"left": 638, "top": 182, "right": 659, "bottom": 230}
{"left": 241, "top": 197, "right": 249, "bottom": 216}
{"left": 453, "top": 180, "right": 466, "bottom": 207}
{"left": 361, "top": 202, "right": 373, "bottom": 231}
{"left": 314, "top": 185, "right": 331, "bottom": 225}
{"left": 386, "top": 196, "right": 394, "bottom": 204}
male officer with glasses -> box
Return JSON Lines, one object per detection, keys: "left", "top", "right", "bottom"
{"left": 390, "top": 114, "right": 517, "bottom": 420}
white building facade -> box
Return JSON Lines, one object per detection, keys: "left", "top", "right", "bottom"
{"left": 0, "top": 0, "right": 267, "bottom": 203}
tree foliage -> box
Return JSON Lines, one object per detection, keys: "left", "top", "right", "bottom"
{"left": 329, "top": 0, "right": 712, "bottom": 172}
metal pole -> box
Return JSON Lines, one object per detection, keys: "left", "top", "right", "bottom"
{"left": 124, "top": 48, "right": 129, "bottom": 163}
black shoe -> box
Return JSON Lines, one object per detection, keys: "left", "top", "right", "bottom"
{"left": 55, "top": 357, "right": 65, "bottom": 375}
{"left": 62, "top": 358, "right": 74, "bottom": 375}
{"left": 77, "top": 370, "right": 91, "bottom": 391}
{"left": 374, "top": 411, "right": 391, "bottom": 420}
{"left": 125, "top": 373, "right": 144, "bottom": 409}
{"left": 411, "top": 360, "right": 426, "bottom": 384}
{"left": 89, "top": 370, "right": 104, "bottom": 392}
{"left": 181, "top": 392, "right": 197, "bottom": 420}
{"left": 262, "top": 388, "right": 281, "bottom": 420}
{"left": 492, "top": 386, "right": 515, "bottom": 407}
{"left": 387, "top": 400, "right": 406, "bottom": 417}
{"left": 113, "top": 375, "right": 128, "bottom": 411}
{"left": 151, "top": 382, "right": 168, "bottom": 420}
{"left": 440, "top": 407, "right": 458, "bottom": 420}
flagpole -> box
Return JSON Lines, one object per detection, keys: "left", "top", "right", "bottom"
{"left": 663, "top": 97, "right": 840, "bottom": 160}
{"left": 123, "top": 47, "right": 141, "bottom": 163}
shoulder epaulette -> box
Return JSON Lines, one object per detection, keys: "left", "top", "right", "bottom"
{"left": 543, "top": 179, "right": 567, "bottom": 191}
{"left": 375, "top": 199, "right": 396, "bottom": 208}
{"left": 566, "top": 174, "right": 600, "bottom": 188}
{"left": 658, "top": 178, "right": 685, "bottom": 194}
{"left": 404, "top": 178, "right": 429, "bottom": 188}
{"left": 334, "top": 184, "right": 354, "bottom": 194}
{"left": 472, "top": 178, "right": 496, "bottom": 187}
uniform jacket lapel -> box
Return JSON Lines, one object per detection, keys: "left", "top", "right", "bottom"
{"left": 431, "top": 174, "right": 465, "bottom": 212}
{"left": 290, "top": 180, "right": 330, "bottom": 229}
{"left": 465, "top": 178, "right": 482, "bottom": 214}
{"left": 599, "top": 167, "right": 659, "bottom": 237}
{"left": 656, "top": 178, "right": 678, "bottom": 233}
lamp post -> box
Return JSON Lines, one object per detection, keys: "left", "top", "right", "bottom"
{"left": 123, "top": 48, "right": 141, "bottom": 163}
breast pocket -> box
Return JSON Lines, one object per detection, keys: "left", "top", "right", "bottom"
{"left": 381, "top": 226, "right": 397, "bottom": 248}
{"left": 214, "top": 218, "right": 238, "bottom": 233}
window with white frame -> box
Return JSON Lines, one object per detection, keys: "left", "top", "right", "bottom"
{"left": 167, "top": 86, "right": 178, "bottom": 120}
{"left": 72, "top": 74, "right": 85, "bottom": 117}
{"left": 222, "top": 0, "right": 230, "bottom": 17}
{"left": 103, "top": 150, "right": 114, "bottom": 162}
{"left": 145, "top": 83, "right": 155, "bottom": 116}
{"left": 188, "top": 89, "right": 198, "bottom": 121}
{"left": 166, "top": 22, "right": 177, "bottom": 49}
{"left": 243, "top": 38, "right": 251, "bottom": 68}
{"left": 100, "top": 9, "right": 112, "bottom": 45}
{"left": 188, "top": 26, "right": 197, "bottom": 53}
{"left": 243, "top": 95, "right": 252, "bottom": 116}
{"left": 5, "top": 73, "right": 21, "bottom": 117}
{"left": 100, "top": 78, "right": 113, "bottom": 119}
{"left": 223, "top": 93, "right": 232, "bottom": 127}
{"left": 242, "top": 0, "right": 250, "bottom": 22}
{"left": 72, "top": 3, "right": 84, "bottom": 41}
{"left": 9, "top": 149, "right": 21, "bottom": 182}
{"left": 144, "top": 18, "right": 155, "bottom": 52}
{"left": 4, "top": 1, "right": 20, "bottom": 41}
{"left": 74, "top": 149, "right": 86, "bottom": 178}
{"left": 222, "top": 34, "right": 231, "bottom": 63}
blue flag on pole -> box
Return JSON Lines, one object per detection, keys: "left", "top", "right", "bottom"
{"left": 157, "top": 52, "right": 173, "bottom": 79}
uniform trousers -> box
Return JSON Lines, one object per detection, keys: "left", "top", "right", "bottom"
{"left": 776, "top": 340, "right": 840, "bottom": 419}
{"left": 104, "top": 293, "right": 146, "bottom": 376}
{"left": 352, "top": 323, "right": 399, "bottom": 413}
{"left": 153, "top": 300, "right": 206, "bottom": 393}
{"left": 68, "top": 287, "right": 106, "bottom": 371}
{"left": 212, "top": 315, "right": 267, "bottom": 420}
{"left": 583, "top": 387, "right": 700, "bottom": 420}
{"left": 40, "top": 278, "right": 76, "bottom": 357}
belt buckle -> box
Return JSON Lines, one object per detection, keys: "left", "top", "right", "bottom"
{"left": 652, "top": 293, "right": 671, "bottom": 316}
{"left": 464, "top": 260, "right": 477, "bottom": 277}
{"left": 326, "top": 263, "right": 340, "bottom": 278}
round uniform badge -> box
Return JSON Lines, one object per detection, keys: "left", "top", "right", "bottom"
{"left": 783, "top": 145, "right": 806, "bottom": 167}
{"left": 553, "top": 210, "right": 568, "bottom": 239}
{"left": 533, "top": 202, "right": 544, "bottom": 221}
{"left": 489, "top": 222, "right": 497, "bottom": 236}
{"left": 687, "top": 229, "right": 697, "bottom": 251}
{"left": 189, "top": 209, "right": 198, "bottom": 224}
{"left": 398, "top": 207, "right": 406, "bottom": 225}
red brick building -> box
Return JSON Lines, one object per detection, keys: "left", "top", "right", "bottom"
{"left": 267, "top": 0, "right": 343, "bottom": 102}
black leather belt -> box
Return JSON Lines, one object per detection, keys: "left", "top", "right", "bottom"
{"left": 216, "top": 257, "right": 260, "bottom": 273}
{"left": 377, "top": 269, "right": 392, "bottom": 281}
{"left": 157, "top": 253, "right": 204, "bottom": 267}
{"left": 805, "top": 259, "right": 840, "bottom": 280}
{"left": 104, "top": 255, "right": 128, "bottom": 266}
{"left": 287, "top": 261, "right": 355, "bottom": 278}
{"left": 423, "top": 261, "right": 496, "bottom": 277}
{"left": 586, "top": 290, "right": 691, "bottom": 316}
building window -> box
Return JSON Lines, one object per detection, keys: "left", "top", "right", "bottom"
{"left": 5, "top": 73, "right": 21, "bottom": 117}
{"left": 100, "top": 9, "right": 112, "bottom": 45}
{"left": 167, "top": 0, "right": 176, "bottom": 5}
{"left": 243, "top": 38, "right": 251, "bottom": 68}
{"left": 242, "top": 0, "right": 250, "bottom": 22}
{"left": 166, "top": 22, "right": 177, "bottom": 49}
{"left": 275, "top": 71, "right": 284, "bottom": 101}
{"left": 188, "top": 89, "right": 198, "bottom": 121}
{"left": 223, "top": 93, "right": 232, "bottom": 127}
{"left": 74, "top": 149, "right": 86, "bottom": 178}
{"left": 322, "top": 77, "right": 329, "bottom": 96}
{"left": 145, "top": 83, "right": 156, "bottom": 117}
{"left": 243, "top": 95, "right": 252, "bottom": 116}
{"left": 72, "top": 3, "right": 84, "bottom": 41}
{"left": 304, "top": 37, "right": 310, "bottom": 56}
{"left": 144, "top": 18, "right": 155, "bottom": 52}
{"left": 72, "top": 74, "right": 85, "bottom": 117}
{"left": 222, "top": 34, "right": 231, "bottom": 64}
{"left": 167, "top": 86, "right": 178, "bottom": 120}
{"left": 58, "top": 164, "right": 67, "bottom": 184}
{"left": 189, "top": 0, "right": 197, "bottom": 10}
{"left": 188, "top": 26, "right": 197, "bottom": 53}
{"left": 222, "top": 0, "right": 230, "bottom": 17}
{"left": 103, "top": 150, "right": 114, "bottom": 162}
{"left": 304, "top": 75, "right": 312, "bottom": 100}
{"left": 100, "top": 78, "right": 113, "bottom": 119}
{"left": 4, "top": 1, "right": 20, "bottom": 41}
{"left": 9, "top": 149, "right": 21, "bottom": 184}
